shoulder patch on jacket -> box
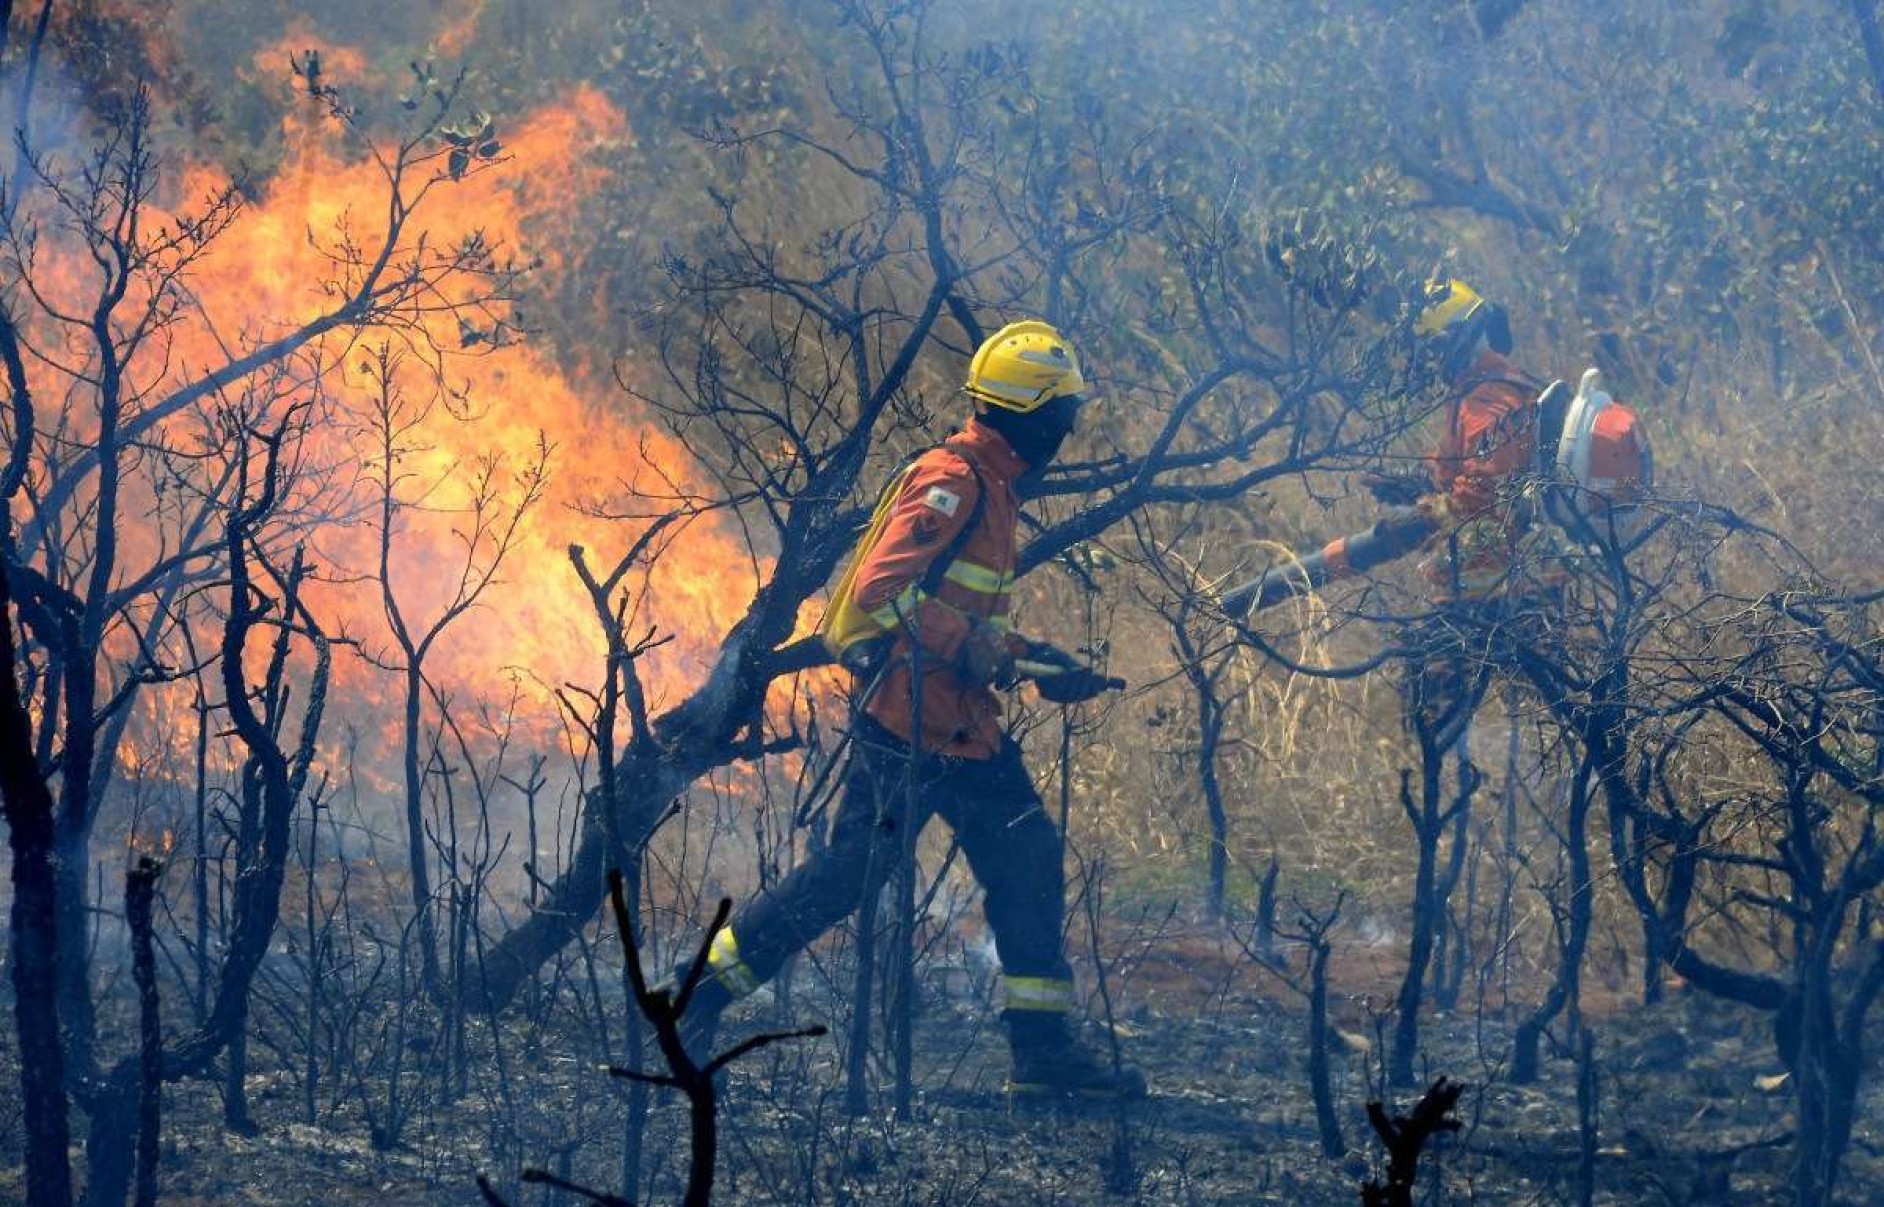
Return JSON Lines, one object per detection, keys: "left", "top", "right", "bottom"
{"left": 922, "top": 485, "right": 962, "bottom": 517}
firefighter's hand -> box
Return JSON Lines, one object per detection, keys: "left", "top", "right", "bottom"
{"left": 956, "top": 622, "right": 1017, "bottom": 689}
{"left": 1033, "top": 667, "right": 1118, "bottom": 704}
{"left": 1361, "top": 471, "right": 1430, "bottom": 507}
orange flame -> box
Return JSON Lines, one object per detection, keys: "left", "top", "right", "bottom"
{"left": 129, "top": 827, "right": 177, "bottom": 860}
{"left": 205, "top": 69, "right": 744, "bottom": 706}
{"left": 26, "top": 30, "right": 787, "bottom": 792}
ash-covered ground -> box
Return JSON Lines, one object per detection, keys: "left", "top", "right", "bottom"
{"left": 6, "top": 924, "right": 1874, "bottom": 1207}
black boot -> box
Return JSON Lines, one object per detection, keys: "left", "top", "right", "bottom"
{"left": 1004, "top": 1009, "right": 1147, "bottom": 1099}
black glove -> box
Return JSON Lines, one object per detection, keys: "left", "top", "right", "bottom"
{"left": 956, "top": 622, "right": 1017, "bottom": 689}
{"left": 1361, "top": 470, "right": 1432, "bottom": 507}
{"left": 1034, "top": 667, "right": 1118, "bottom": 704}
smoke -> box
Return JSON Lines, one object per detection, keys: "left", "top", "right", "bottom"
{"left": 2, "top": 5, "right": 781, "bottom": 874}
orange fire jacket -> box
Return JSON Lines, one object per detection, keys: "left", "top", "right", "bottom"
{"left": 851, "top": 419, "right": 1032, "bottom": 759}
{"left": 1430, "top": 349, "right": 1541, "bottom": 516}
{"left": 1424, "top": 349, "right": 1543, "bottom": 597}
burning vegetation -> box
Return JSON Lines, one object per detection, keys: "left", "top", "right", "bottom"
{"left": 1, "top": 1, "right": 1882, "bottom": 1205}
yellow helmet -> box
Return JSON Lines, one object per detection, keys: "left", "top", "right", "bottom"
{"left": 964, "top": 320, "right": 1088, "bottom": 414}
{"left": 1415, "top": 278, "right": 1512, "bottom": 378}
{"left": 1415, "top": 278, "right": 1486, "bottom": 337}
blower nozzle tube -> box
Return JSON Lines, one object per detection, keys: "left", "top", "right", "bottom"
{"left": 1220, "top": 512, "right": 1437, "bottom": 618}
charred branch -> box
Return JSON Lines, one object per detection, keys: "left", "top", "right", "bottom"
{"left": 1361, "top": 1076, "right": 1464, "bottom": 1207}
{"left": 127, "top": 855, "right": 162, "bottom": 1207}
{"left": 481, "top": 878, "right": 823, "bottom": 1207}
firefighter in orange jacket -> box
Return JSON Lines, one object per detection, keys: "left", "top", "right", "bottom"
{"left": 1410, "top": 279, "right": 1546, "bottom": 600}
{"left": 679, "top": 320, "right": 1143, "bottom": 1098}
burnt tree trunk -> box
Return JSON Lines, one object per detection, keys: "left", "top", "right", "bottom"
{"left": 1514, "top": 759, "right": 1595, "bottom": 1084}
{"left": 1781, "top": 832, "right": 1884, "bottom": 1207}
{"left": 1576, "top": 1029, "right": 1598, "bottom": 1207}
{"left": 1792, "top": 991, "right": 1866, "bottom": 1207}
{"left": 0, "top": 131, "right": 72, "bottom": 1200}
{"left": 1391, "top": 755, "right": 1478, "bottom": 1087}
{"left": 1436, "top": 813, "right": 1477, "bottom": 1011}
{"left": 1306, "top": 916, "right": 1345, "bottom": 1158}
{"left": 1391, "top": 763, "right": 1441, "bottom": 1089}
{"left": 1198, "top": 689, "right": 1230, "bottom": 921}
{"left": 0, "top": 559, "right": 74, "bottom": 1207}
{"left": 401, "top": 661, "right": 443, "bottom": 993}
{"left": 53, "top": 644, "right": 101, "bottom": 1080}
{"left": 1255, "top": 854, "right": 1280, "bottom": 964}
{"left": 1173, "top": 621, "right": 1231, "bottom": 920}
{"left": 81, "top": 487, "right": 327, "bottom": 1206}
{"left": 128, "top": 858, "right": 162, "bottom": 1207}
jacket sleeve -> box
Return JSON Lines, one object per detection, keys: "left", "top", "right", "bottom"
{"left": 1440, "top": 381, "right": 1535, "bottom": 518}
{"left": 851, "top": 451, "right": 984, "bottom": 664}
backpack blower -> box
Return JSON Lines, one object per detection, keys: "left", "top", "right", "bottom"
{"left": 1220, "top": 371, "right": 1652, "bottom": 619}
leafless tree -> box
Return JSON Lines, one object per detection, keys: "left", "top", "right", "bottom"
{"left": 1643, "top": 582, "right": 1884, "bottom": 1207}
{"left": 0, "top": 50, "right": 528, "bottom": 1205}
{"left": 0, "top": 45, "right": 70, "bottom": 1207}
{"left": 477, "top": 879, "right": 823, "bottom": 1207}
{"left": 473, "top": 0, "right": 1436, "bottom": 1016}
{"left": 357, "top": 340, "right": 549, "bottom": 992}
{"left": 1236, "top": 888, "right": 1352, "bottom": 1159}
{"left": 1388, "top": 736, "right": 1481, "bottom": 1089}
{"left": 1475, "top": 497, "right": 1884, "bottom": 1206}
{"left": 72, "top": 398, "right": 332, "bottom": 1205}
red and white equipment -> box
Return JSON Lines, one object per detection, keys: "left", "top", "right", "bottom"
{"left": 1547, "top": 368, "right": 1654, "bottom": 544}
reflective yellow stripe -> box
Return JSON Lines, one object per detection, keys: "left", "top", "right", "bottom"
{"left": 707, "top": 927, "right": 760, "bottom": 999}
{"left": 868, "top": 583, "right": 1010, "bottom": 636}
{"left": 1003, "top": 975, "right": 1074, "bottom": 1012}
{"left": 943, "top": 560, "right": 1012, "bottom": 595}
{"left": 971, "top": 373, "right": 1050, "bottom": 406}
{"left": 918, "top": 601, "right": 1010, "bottom": 634}
{"left": 868, "top": 583, "right": 925, "bottom": 629}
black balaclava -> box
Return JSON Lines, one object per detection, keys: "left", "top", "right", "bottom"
{"left": 977, "top": 394, "right": 1082, "bottom": 489}
{"left": 1442, "top": 302, "right": 1514, "bottom": 383}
